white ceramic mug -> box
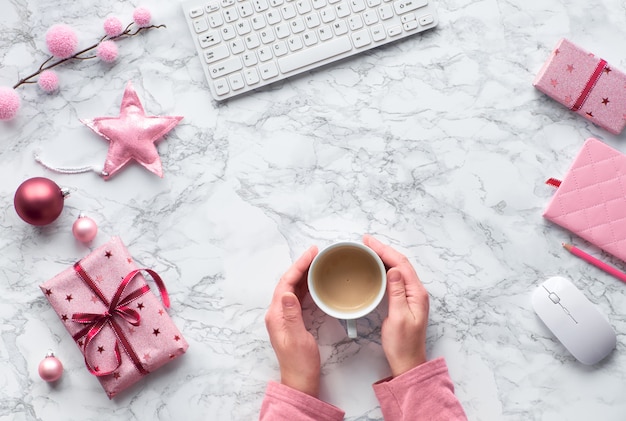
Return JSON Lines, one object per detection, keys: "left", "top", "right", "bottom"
{"left": 307, "top": 242, "right": 386, "bottom": 338}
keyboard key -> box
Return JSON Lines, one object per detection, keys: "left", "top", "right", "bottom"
{"left": 318, "top": 25, "right": 333, "bottom": 40}
{"left": 288, "top": 36, "right": 304, "bottom": 51}
{"left": 223, "top": 7, "right": 238, "bottom": 22}
{"left": 332, "top": 20, "right": 348, "bottom": 35}
{"left": 393, "top": 0, "right": 427, "bottom": 15}
{"left": 378, "top": 4, "right": 393, "bottom": 19}
{"left": 336, "top": 2, "right": 350, "bottom": 18}
{"left": 204, "top": 44, "right": 230, "bottom": 63}
{"left": 253, "top": 0, "right": 269, "bottom": 12}
{"left": 305, "top": 13, "right": 321, "bottom": 28}
{"left": 243, "top": 51, "right": 259, "bottom": 65}
{"left": 239, "top": 2, "right": 255, "bottom": 17}
{"left": 221, "top": 25, "right": 237, "bottom": 40}
{"left": 244, "top": 68, "right": 261, "bottom": 84}
{"left": 278, "top": 36, "right": 352, "bottom": 73}
{"left": 199, "top": 31, "right": 221, "bottom": 48}
{"left": 351, "top": 28, "right": 371, "bottom": 47}
{"left": 190, "top": 7, "right": 204, "bottom": 18}
{"left": 296, "top": 0, "right": 312, "bottom": 14}
{"left": 387, "top": 25, "right": 401, "bottom": 36}
{"left": 311, "top": 0, "right": 327, "bottom": 8}
{"left": 244, "top": 33, "right": 261, "bottom": 49}
{"left": 273, "top": 40, "right": 289, "bottom": 56}
{"left": 363, "top": 10, "right": 378, "bottom": 25}
{"left": 418, "top": 14, "right": 434, "bottom": 25}
{"left": 209, "top": 56, "right": 243, "bottom": 78}
{"left": 194, "top": 18, "right": 209, "bottom": 33}
{"left": 214, "top": 78, "right": 230, "bottom": 95}
{"left": 208, "top": 13, "right": 224, "bottom": 27}
{"left": 371, "top": 24, "right": 386, "bottom": 41}
{"left": 229, "top": 72, "right": 246, "bottom": 90}
{"left": 350, "top": 0, "right": 366, "bottom": 12}
{"left": 251, "top": 15, "right": 266, "bottom": 29}
{"left": 206, "top": 3, "right": 220, "bottom": 13}
{"left": 258, "top": 46, "right": 273, "bottom": 61}
{"left": 259, "top": 62, "right": 279, "bottom": 79}
{"left": 348, "top": 14, "right": 363, "bottom": 30}
{"left": 303, "top": 31, "right": 318, "bottom": 46}
{"left": 403, "top": 20, "right": 418, "bottom": 30}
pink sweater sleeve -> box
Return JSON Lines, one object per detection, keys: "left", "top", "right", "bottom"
{"left": 373, "top": 357, "right": 468, "bottom": 421}
{"left": 259, "top": 381, "right": 345, "bottom": 421}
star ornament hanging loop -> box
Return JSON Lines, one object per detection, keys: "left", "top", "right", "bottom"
{"left": 81, "top": 81, "right": 183, "bottom": 180}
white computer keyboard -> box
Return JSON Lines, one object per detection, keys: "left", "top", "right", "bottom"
{"left": 182, "top": 0, "right": 438, "bottom": 100}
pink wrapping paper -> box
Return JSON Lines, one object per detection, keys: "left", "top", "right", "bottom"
{"left": 40, "top": 237, "right": 188, "bottom": 398}
{"left": 533, "top": 38, "right": 626, "bottom": 134}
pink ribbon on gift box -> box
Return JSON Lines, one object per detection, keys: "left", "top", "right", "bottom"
{"left": 71, "top": 262, "right": 170, "bottom": 377}
{"left": 571, "top": 58, "right": 607, "bottom": 112}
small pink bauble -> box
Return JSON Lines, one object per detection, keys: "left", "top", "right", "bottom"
{"left": 38, "top": 352, "right": 63, "bottom": 382}
{"left": 72, "top": 215, "right": 98, "bottom": 243}
{"left": 45, "top": 24, "right": 78, "bottom": 59}
{"left": 103, "top": 16, "right": 123, "bottom": 37}
{"left": 38, "top": 70, "right": 59, "bottom": 93}
{"left": 133, "top": 7, "right": 152, "bottom": 27}
{"left": 14, "top": 177, "right": 68, "bottom": 226}
{"left": 0, "top": 86, "right": 21, "bottom": 120}
{"left": 96, "top": 40, "right": 118, "bottom": 63}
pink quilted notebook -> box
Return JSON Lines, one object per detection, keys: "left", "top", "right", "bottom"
{"left": 544, "top": 137, "right": 626, "bottom": 262}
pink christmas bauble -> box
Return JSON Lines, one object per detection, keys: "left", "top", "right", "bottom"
{"left": 96, "top": 40, "right": 118, "bottom": 63}
{"left": 103, "top": 16, "right": 123, "bottom": 37}
{"left": 133, "top": 7, "right": 152, "bottom": 27}
{"left": 38, "top": 354, "right": 63, "bottom": 382}
{"left": 72, "top": 215, "right": 98, "bottom": 243}
{"left": 45, "top": 24, "right": 78, "bottom": 59}
{"left": 14, "top": 177, "right": 66, "bottom": 226}
{"left": 0, "top": 86, "right": 21, "bottom": 120}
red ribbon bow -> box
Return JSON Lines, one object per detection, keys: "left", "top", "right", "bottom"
{"left": 71, "top": 263, "right": 170, "bottom": 377}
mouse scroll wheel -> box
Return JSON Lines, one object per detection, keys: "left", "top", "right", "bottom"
{"left": 548, "top": 292, "right": 560, "bottom": 304}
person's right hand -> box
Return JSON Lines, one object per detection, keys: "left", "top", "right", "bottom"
{"left": 363, "top": 235, "right": 429, "bottom": 378}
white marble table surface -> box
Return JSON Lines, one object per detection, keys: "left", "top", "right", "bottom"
{"left": 1, "top": 0, "right": 625, "bottom": 419}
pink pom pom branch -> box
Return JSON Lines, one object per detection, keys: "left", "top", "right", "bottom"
{"left": 12, "top": 16, "right": 165, "bottom": 90}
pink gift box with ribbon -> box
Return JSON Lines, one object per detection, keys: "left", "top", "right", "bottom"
{"left": 533, "top": 38, "right": 626, "bottom": 134}
{"left": 40, "top": 237, "right": 188, "bottom": 398}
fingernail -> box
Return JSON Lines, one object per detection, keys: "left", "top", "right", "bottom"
{"left": 282, "top": 293, "right": 297, "bottom": 307}
{"left": 388, "top": 270, "right": 401, "bottom": 283}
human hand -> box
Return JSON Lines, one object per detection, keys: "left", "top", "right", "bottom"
{"left": 363, "top": 235, "right": 429, "bottom": 377}
{"left": 265, "top": 246, "right": 321, "bottom": 397}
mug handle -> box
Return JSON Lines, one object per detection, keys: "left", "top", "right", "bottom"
{"left": 346, "top": 319, "right": 357, "bottom": 338}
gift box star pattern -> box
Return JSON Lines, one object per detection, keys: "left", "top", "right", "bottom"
{"left": 533, "top": 38, "right": 626, "bottom": 134}
{"left": 40, "top": 237, "right": 188, "bottom": 398}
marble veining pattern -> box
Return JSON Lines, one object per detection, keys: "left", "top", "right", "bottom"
{"left": 0, "top": 0, "right": 625, "bottom": 419}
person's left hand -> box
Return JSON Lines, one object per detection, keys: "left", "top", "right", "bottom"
{"left": 265, "top": 246, "right": 321, "bottom": 397}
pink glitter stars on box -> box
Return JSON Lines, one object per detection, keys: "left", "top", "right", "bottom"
{"left": 533, "top": 38, "right": 626, "bottom": 135}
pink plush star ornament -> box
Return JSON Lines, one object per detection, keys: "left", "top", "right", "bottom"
{"left": 81, "top": 81, "right": 183, "bottom": 180}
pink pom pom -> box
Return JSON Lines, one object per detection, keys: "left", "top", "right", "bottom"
{"left": 96, "top": 40, "right": 118, "bottom": 63}
{"left": 45, "top": 24, "right": 78, "bottom": 59}
{"left": 104, "top": 17, "right": 123, "bottom": 37}
{"left": 133, "top": 7, "right": 152, "bottom": 27}
{"left": 0, "top": 87, "right": 21, "bottom": 120}
{"left": 38, "top": 70, "right": 59, "bottom": 92}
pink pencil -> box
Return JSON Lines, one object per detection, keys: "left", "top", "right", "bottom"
{"left": 563, "top": 243, "right": 626, "bottom": 284}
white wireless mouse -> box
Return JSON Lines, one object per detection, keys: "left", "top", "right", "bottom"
{"left": 532, "top": 276, "right": 617, "bottom": 365}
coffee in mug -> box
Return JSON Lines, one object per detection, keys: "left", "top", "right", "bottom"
{"left": 308, "top": 242, "right": 386, "bottom": 338}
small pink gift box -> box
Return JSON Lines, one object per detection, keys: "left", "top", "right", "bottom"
{"left": 533, "top": 38, "right": 626, "bottom": 134}
{"left": 40, "top": 237, "right": 188, "bottom": 398}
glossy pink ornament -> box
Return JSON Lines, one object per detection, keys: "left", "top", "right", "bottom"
{"left": 72, "top": 215, "right": 98, "bottom": 243}
{"left": 38, "top": 352, "right": 63, "bottom": 382}
{"left": 14, "top": 177, "right": 69, "bottom": 225}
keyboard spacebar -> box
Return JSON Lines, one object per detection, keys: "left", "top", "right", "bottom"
{"left": 278, "top": 37, "right": 353, "bottom": 73}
